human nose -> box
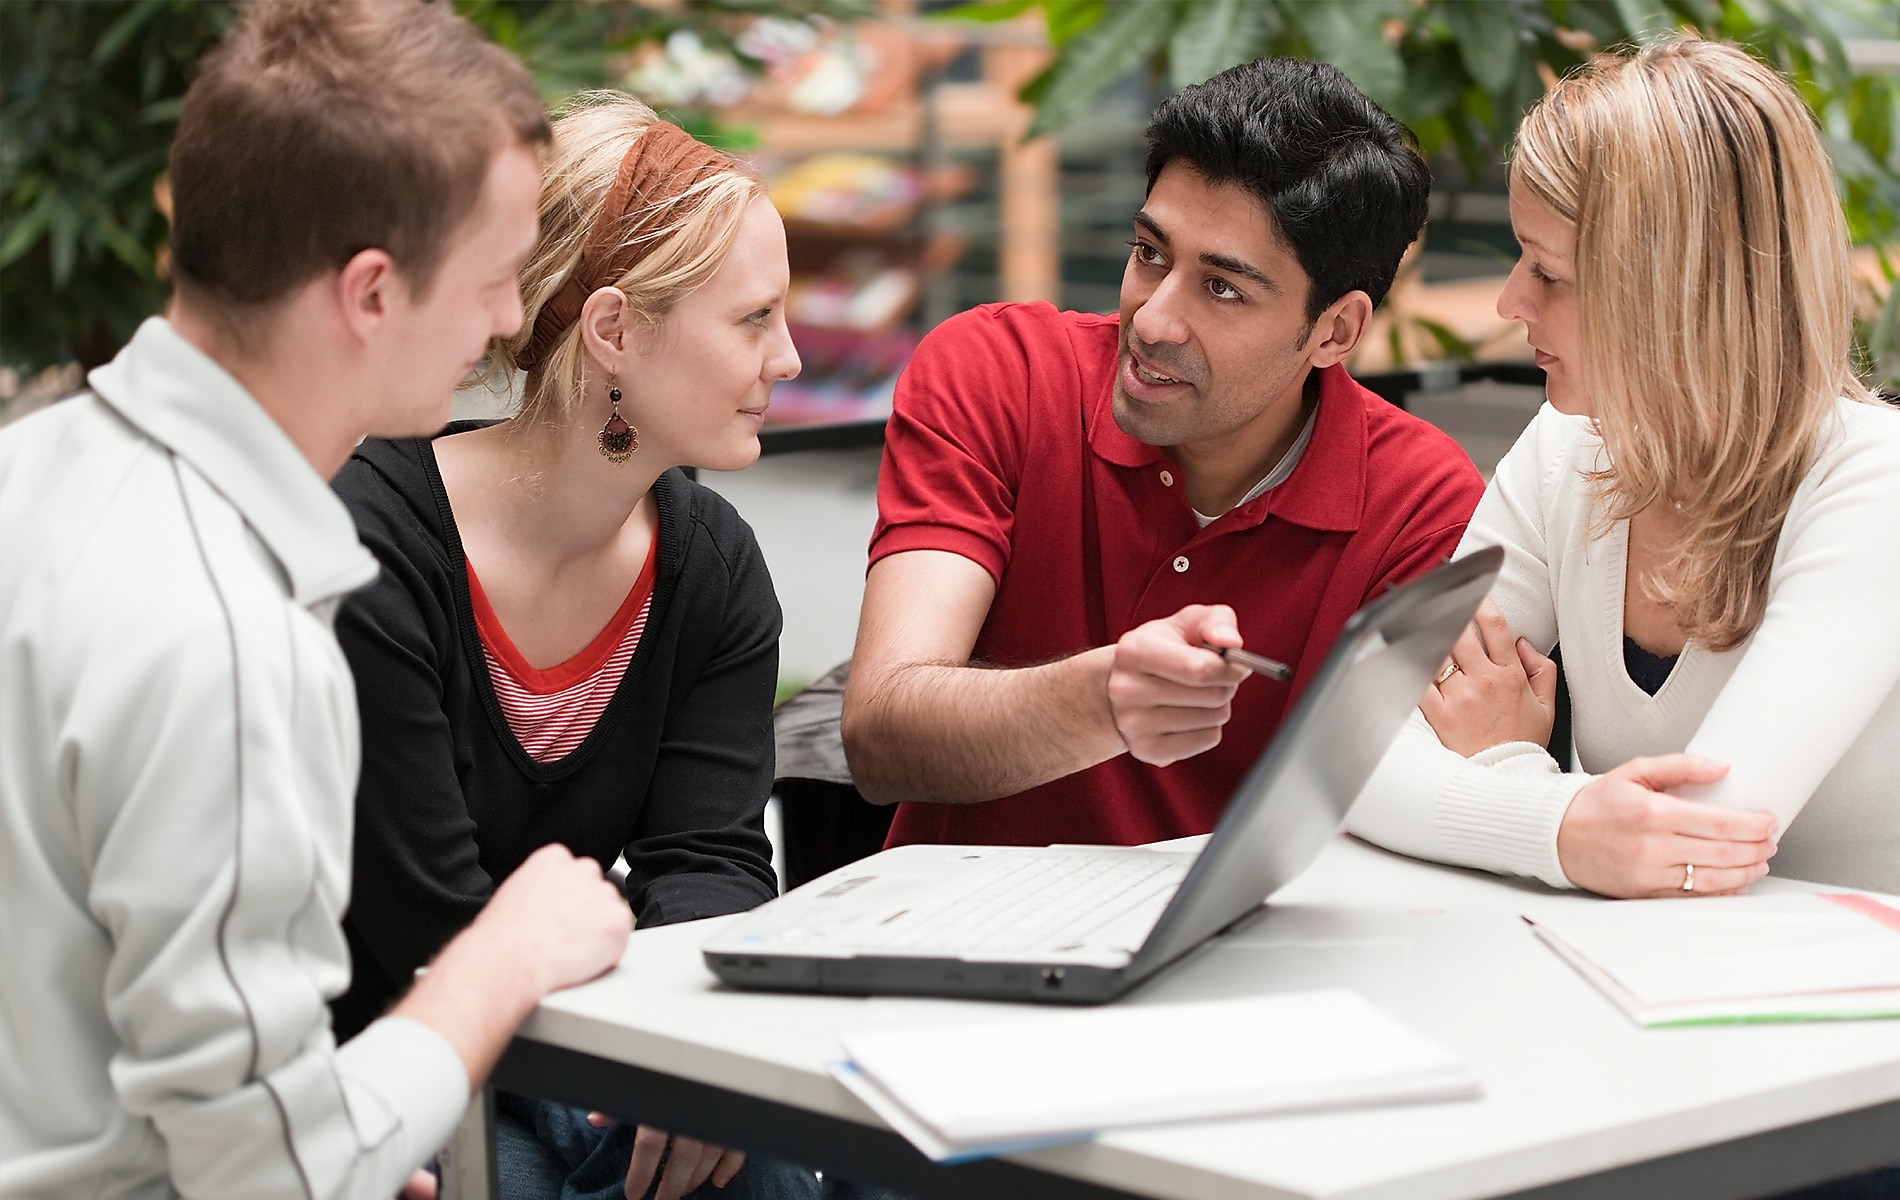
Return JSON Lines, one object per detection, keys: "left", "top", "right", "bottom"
{"left": 1496, "top": 261, "right": 1533, "bottom": 325}
{"left": 495, "top": 284, "right": 527, "bottom": 340}
{"left": 1127, "top": 266, "right": 1190, "bottom": 347}
{"left": 766, "top": 319, "right": 800, "bottom": 383}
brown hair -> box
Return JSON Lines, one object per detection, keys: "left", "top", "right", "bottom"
{"left": 168, "top": 0, "right": 549, "bottom": 321}
{"left": 491, "top": 92, "right": 762, "bottom": 435}
{"left": 1512, "top": 35, "right": 1875, "bottom": 651}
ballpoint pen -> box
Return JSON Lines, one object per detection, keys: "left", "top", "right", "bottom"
{"left": 1216, "top": 645, "right": 1294, "bottom": 682}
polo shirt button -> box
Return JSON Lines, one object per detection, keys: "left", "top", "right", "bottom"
{"left": 1173, "top": 555, "right": 1189, "bottom": 573}
{"left": 1159, "top": 469, "right": 1174, "bottom": 487}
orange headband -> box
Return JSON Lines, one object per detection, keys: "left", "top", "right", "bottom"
{"left": 515, "top": 121, "right": 735, "bottom": 372}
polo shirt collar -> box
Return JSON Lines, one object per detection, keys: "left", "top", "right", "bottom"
{"left": 1088, "top": 360, "right": 1368, "bottom": 533}
{"left": 87, "top": 317, "right": 376, "bottom": 605}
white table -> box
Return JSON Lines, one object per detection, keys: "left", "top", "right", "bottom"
{"left": 481, "top": 835, "right": 1900, "bottom": 1199}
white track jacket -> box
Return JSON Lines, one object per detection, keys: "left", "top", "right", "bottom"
{"left": 0, "top": 319, "right": 467, "bottom": 1199}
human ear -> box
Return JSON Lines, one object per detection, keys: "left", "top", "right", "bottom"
{"left": 578, "top": 286, "right": 636, "bottom": 375}
{"left": 1304, "top": 290, "right": 1373, "bottom": 369}
{"left": 334, "top": 248, "right": 398, "bottom": 343}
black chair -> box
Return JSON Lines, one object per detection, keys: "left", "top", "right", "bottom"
{"left": 772, "top": 660, "right": 894, "bottom": 892}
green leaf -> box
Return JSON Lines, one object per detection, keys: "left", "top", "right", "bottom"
{"left": 1399, "top": 41, "right": 1468, "bottom": 123}
{"left": 1285, "top": 1, "right": 1407, "bottom": 110}
{"left": 1557, "top": 0, "right": 1635, "bottom": 49}
{"left": 933, "top": 0, "right": 1041, "bottom": 24}
{"left": 1667, "top": 0, "right": 1721, "bottom": 26}
{"left": 1847, "top": 75, "right": 1895, "bottom": 170}
{"left": 1446, "top": 101, "right": 1491, "bottom": 181}
{"left": 1025, "top": 0, "right": 1180, "bottom": 139}
{"left": 1412, "top": 316, "right": 1477, "bottom": 360}
{"left": 1169, "top": 0, "right": 1256, "bottom": 91}
{"left": 1871, "top": 280, "right": 1898, "bottom": 368}
{"left": 1505, "top": 44, "right": 1548, "bottom": 131}
{"left": 1439, "top": 0, "right": 1521, "bottom": 95}
{"left": 140, "top": 97, "right": 185, "bottom": 126}
{"left": 1045, "top": 0, "right": 1110, "bottom": 47}
{"left": 1610, "top": 0, "right": 1676, "bottom": 42}
{"left": 94, "top": 215, "right": 151, "bottom": 275}
{"left": 48, "top": 201, "right": 78, "bottom": 289}
{"left": 0, "top": 195, "right": 52, "bottom": 271}
{"left": 1409, "top": 112, "right": 1454, "bottom": 159}
{"left": 92, "top": 0, "right": 160, "bottom": 68}
{"left": 1015, "top": 59, "right": 1057, "bottom": 109}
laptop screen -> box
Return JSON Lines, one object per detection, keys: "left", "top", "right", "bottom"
{"left": 1124, "top": 547, "right": 1504, "bottom": 984}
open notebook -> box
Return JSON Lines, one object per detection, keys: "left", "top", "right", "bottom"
{"left": 1526, "top": 892, "right": 1900, "bottom": 1027}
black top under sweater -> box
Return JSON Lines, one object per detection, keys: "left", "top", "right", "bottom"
{"left": 329, "top": 424, "right": 780, "bottom": 1040}
{"left": 1622, "top": 635, "right": 1680, "bottom": 697}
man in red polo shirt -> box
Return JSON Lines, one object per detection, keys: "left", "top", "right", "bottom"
{"left": 841, "top": 57, "right": 1485, "bottom": 848}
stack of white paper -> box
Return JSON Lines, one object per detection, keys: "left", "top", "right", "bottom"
{"left": 828, "top": 989, "right": 1478, "bottom": 1162}
{"left": 1526, "top": 892, "right": 1900, "bottom": 1027}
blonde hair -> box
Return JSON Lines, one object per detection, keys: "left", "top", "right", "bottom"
{"left": 1511, "top": 34, "right": 1876, "bottom": 652}
{"left": 491, "top": 91, "right": 763, "bottom": 433}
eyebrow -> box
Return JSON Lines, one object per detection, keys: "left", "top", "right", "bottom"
{"left": 1133, "top": 210, "right": 1281, "bottom": 295}
{"left": 1513, "top": 231, "right": 1572, "bottom": 264}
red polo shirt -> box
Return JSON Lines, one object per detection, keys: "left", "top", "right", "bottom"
{"left": 871, "top": 302, "right": 1483, "bottom": 848}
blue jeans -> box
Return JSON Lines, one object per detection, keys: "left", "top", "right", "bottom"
{"left": 495, "top": 1093, "right": 820, "bottom": 1200}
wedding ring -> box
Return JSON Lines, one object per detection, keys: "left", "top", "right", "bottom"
{"left": 1682, "top": 862, "right": 1696, "bottom": 893}
{"left": 1434, "top": 661, "right": 1461, "bottom": 686}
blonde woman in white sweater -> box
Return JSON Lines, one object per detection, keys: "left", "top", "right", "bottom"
{"left": 1346, "top": 35, "right": 1900, "bottom": 898}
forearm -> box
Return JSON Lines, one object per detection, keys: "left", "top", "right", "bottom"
{"left": 388, "top": 840, "right": 633, "bottom": 1086}
{"left": 391, "top": 916, "right": 551, "bottom": 1087}
{"left": 1345, "top": 714, "right": 1582, "bottom": 887}
{"left": 844, "top": 646, "right": 1125, "bottom": 805}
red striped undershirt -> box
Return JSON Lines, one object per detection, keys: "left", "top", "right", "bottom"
{"left": 467, "top": 540, "right": 657, "bottom": 764}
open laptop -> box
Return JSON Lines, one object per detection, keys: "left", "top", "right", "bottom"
{"left": 705, "top": 546, "right": 1504, "bottom": 1004}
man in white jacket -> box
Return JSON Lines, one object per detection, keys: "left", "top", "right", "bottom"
{"left": 0, "top": 4, "right": 630, "bottom": 1198}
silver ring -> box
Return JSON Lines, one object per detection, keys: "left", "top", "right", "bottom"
{"left": 1682, "top": 862, "right": 1696, "bottom": 893}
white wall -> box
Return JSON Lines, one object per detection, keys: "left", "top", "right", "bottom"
{"left": 700, "top": 446, "right": 882, "bottom": 689}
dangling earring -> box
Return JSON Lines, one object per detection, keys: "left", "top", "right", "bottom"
{"left": 597, "top": 370, "right": 638, "bottom": 464}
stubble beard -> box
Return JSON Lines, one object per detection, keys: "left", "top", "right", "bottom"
{"left": 1111, "top": 328, "right": 1206, "bottom": 449}
{"left": 1110, "top": 318, "right": 1318, "bottom": 452}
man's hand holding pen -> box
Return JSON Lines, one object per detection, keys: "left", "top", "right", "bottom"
{"left": 1107, "top": 605, "right": 1285, "bottom": 767}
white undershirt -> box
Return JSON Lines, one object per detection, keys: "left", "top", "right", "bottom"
{"left": 1191, "top": 406, "right": 1319, "bottom": 528}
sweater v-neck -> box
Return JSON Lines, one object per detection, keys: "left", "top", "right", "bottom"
{"left": 1600, "top": 519, "right": 1695, "bottom": 712}
{"left": 417, "top": 425, "right": 679, "bottom": 777}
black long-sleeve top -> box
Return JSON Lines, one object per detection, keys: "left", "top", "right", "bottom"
{"left": 328, "top": 425, "right": 780, "bottom": 1040}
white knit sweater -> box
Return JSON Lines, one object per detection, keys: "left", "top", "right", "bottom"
{"left": 1346, "top": 397, "right": 1900, "bottom": 893}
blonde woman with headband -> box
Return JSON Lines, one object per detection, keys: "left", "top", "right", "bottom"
{"left": 329, "top": 93, "right": 813, "bottom": 1200}
{"left": 1346, "top": 36, "right": 1900, "bottom": 906}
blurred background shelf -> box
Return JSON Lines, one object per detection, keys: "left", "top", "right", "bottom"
{"left": 7, "top": 0, "right": 1891, "bottom": 694}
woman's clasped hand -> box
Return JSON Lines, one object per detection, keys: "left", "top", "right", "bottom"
{"left": 1418, "top": 599, "right": 1779, "bottom": 899}
{"left": 1419, "top": 598, "right": 1560, "bottom": 756}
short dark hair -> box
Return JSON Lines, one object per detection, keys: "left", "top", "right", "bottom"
{"left": 169, "top": 0, "right": 549, "bottom": 315}
{"left": 1145, "top": 58, "right": 1430, "bottom": 320}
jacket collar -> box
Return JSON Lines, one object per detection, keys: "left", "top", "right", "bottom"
{"left": 1088, "top": 361, "right": 1369, "bottom": 533}
{"left": 88, "top": 318, "right": 376, "bottom": 605}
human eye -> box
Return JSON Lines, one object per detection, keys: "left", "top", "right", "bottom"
{"left": 1528, "top": 262, "right": 1560, "bottom": 286}
{"left": 1126, "top": 239, "right": 1164, "bottom": 268}
{"left": 746, "top": 307, "right": 772, "bottom": 327}
{"left": 1206, "top": 276, "right": 1242, "bottom": 302}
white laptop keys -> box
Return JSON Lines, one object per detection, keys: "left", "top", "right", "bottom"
{"left": 705, "top": 547, "right": 1505, "bottom": 1004}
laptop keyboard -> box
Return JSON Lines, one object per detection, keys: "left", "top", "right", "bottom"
{"left": 853, "top": 853, "right": 1187, "bottom": 953}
